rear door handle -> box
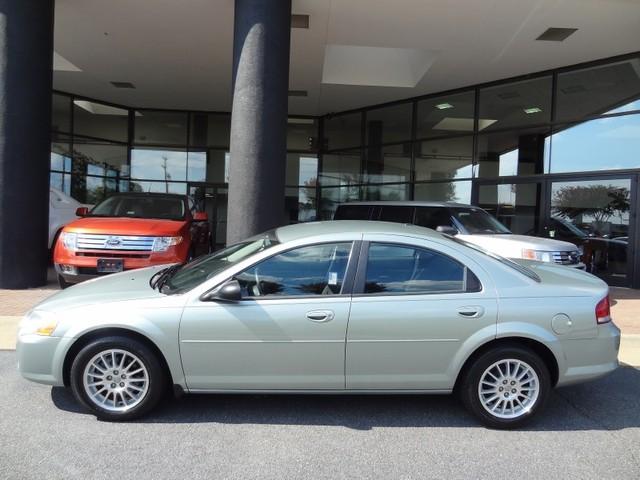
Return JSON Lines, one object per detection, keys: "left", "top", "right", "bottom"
{"left": 306, "top": 310, "right": 335, "bottom": 323}
{"left": 457, "top": 306, "right": 485, "bottom": 318}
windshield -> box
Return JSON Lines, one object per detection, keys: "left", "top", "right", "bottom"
{"left": 450, "top": 207, "right": 511, "bottom": 235}
{"left": 90, "top": 194, "right": 186, "bottom": 221}
{"left": 448, "top": 236, "right": 540, "bottom": 282}
{"left": 164, "top": 232, "right": 279, "bottom": 293}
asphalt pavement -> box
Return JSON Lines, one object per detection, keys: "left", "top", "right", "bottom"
{"left": 0, "top": 352, "right": 638, "bottom": 480}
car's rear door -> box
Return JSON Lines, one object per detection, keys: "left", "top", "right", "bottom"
{"left": 346, "top": 234, "right": 498, "bottom": 390}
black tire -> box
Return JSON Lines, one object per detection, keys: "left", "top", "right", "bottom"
{"left": 459, "top": 345, "right": 551, "bottom": 429}
{"left": 69, "top": 336, "right": 167, "bottom": 421}
{"left": 57, "top": 274, "right": 71, "bottom": 289}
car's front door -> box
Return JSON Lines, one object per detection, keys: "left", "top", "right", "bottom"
{"left": 179, "top": 242, "right": 357, "bottom": 390}
{"left": 346, "top": 236, "right": 498, "bottom": 390}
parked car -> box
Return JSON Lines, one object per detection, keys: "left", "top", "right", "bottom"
{"left": 19, "top": 221, "right": 619, "bottom": 428}
{"left": 335, "top": 202, "right": 585, "bottom": 269}
{"left": 53, "top": 192, "right": 210, "bottom": 289}
{"left": 546, "top": 217, "right": 628, "bottom": 276}
{"left": 49, "top": 187, "right": 90, "bottom": 249}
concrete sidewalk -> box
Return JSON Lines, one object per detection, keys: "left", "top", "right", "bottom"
{"left": 0, "top": 284, "right": 638, "bottom": 366}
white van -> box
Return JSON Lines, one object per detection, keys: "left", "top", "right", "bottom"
{"left": 334, "top": 201, "right": 585, "bottom": 269}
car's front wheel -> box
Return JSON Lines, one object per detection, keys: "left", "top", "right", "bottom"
{"left": 70, "top": 336, "right": 166, "bottom": 421}
{"left": 459, "top": 346, "right": 551, "bottom": 429}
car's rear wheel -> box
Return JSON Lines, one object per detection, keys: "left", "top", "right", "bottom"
{"left": 70, "top": 336, "right": 166, "bottom": 421}
{"left": 460, "top": 346, "right": 551, "bottom": 429}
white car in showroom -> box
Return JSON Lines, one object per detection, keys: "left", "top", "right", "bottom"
{"left": 49, "top": 188, "right": 87, "bottom": 249}
{"left": 335, "top": 202, "right": 585, "bottom": 269}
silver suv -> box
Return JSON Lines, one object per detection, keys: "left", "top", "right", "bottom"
{"left": 334, "top": 201, "right": 584, "bottom": 269}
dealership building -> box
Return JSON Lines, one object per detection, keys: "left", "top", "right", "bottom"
{"left": 0, "top": 0, "right": 639, "bottom": 288}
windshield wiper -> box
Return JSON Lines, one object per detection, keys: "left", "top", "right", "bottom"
{"left": 149, "top": 264, "right": 182, "bottom": 291}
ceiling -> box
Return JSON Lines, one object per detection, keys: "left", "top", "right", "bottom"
{"left": 53, "top": 0, "right": 640, "bottom": 116}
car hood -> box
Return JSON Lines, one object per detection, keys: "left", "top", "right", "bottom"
{"left": 63, "top": 216, "right": 187, "bottom": 236}
{"left": 459, "top": 234, "right": 579, "bottom": 252}
{"left": 33, "top": 266, "right": 169, "bottom": 313}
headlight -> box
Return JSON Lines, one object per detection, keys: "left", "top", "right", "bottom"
{"left": 522, "top": 249, "right": 553, "bottom": 263}
{"left": 60, "top": 232, "right": 77, "bottom": 251}
{"left": 18, "top": 310, "right": 58, "bottom": 336}
{"left": 152, "top": 236, "right": 183, "bottom": 252}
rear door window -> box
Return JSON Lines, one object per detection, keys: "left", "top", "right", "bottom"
{"left": 414, "top": 207, "right": 454, "bottom": 230}
{"left": 363, "top": 243, "right": 481, "bottom": 294}
{"left": 378, "top": 206, "right": 414, "bottom": 224}
{"left": 334, "top": 205, "right": 372, "bottom": 220}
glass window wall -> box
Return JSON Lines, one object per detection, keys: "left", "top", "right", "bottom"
{"left": 478, "top": 76, "right": 552, "bottom": 131}
{"left": 365, "top": 103, "right": 412, "bottom": 144}
{"left": 416, "top": 91, "right": 475, "bottom": 139}
{"left": 134, "top": 110, "right": 188, "bottom": 145}
{"left": 324, "top": 112, "right": 362, "bottom": 150}
{"left": 556, "top": 57, "right": 640, "bottom": 122}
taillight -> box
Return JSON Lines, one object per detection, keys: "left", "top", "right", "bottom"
{"left": 595, "top": 295, "right": 611, "bottom": 324}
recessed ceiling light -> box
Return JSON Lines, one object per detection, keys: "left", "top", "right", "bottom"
{"left": 291, "top": 14, "right": 309, "bottom": 29}
{"left": 435, "top": 103, "right": 453, "bottom": 110}
{"left": 536, "top": 27, "right": 578, "bottom": 42}
{"left": 288, "top": 90, "right": 308, "bottom": 97}
{"left": 524, "top": 107, "right": 542, "bottom": 114}
{"left": 110, "top": 81, "right": 135, "bottom": 89}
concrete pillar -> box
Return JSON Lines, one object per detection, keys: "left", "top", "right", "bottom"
{"left": 0, "top": 1, "right": 54, "bottom": 288}
{"left": 227, "top": 0, "right": 292, "bottom": 244}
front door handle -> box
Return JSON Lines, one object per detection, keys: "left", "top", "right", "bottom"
{"left": 306, "top": 310, "right": 335, "bottom": 323}
{"left": 457, "top": 306, "right": 485, "bottom": 318}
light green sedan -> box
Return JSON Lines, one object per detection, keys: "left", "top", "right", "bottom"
{"left": 17, "top": 221, "right": 620, "bottom": 428}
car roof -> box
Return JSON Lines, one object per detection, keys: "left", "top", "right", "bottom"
{"left": 336, "top": 201, "right": 476, "bottom": 208}
{"left": 274, "top": 220, "right": 443, "bottom": 243}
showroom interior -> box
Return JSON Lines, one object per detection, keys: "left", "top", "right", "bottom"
{"left": 1, "top": 1, "right": 640, "bottom": 288}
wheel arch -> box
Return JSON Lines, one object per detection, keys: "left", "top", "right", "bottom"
{"left": 62, "top": 327, "right": 174, "bottom": 388}
{"left": 453, "top": 337, "right": 560, "bottom": 392}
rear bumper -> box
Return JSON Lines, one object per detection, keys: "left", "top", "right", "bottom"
{"left": 556, "top": 322, "right": 621, "bottom": 387}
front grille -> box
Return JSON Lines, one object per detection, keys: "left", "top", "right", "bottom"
{"left": 552, "top": 251, "right": 580, "bottom": 265}
{"left": 75, "top": 252, "right": 150, "bottom": 259}
{"left": 76, "top": 233, "right": 155, "bottom": 251}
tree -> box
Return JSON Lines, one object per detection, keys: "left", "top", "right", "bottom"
{"left": 552, "top": 184, "right": 630, "bottom": 224}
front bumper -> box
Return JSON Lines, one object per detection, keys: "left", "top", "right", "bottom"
{"left": 556, "top": 322, "right": 621, "bottom": 387}
{"left": 16, "top": 334, "right": 71, "bottom": 386}
{"left": 54, "top": 247, "right": 187, "bottom": 284}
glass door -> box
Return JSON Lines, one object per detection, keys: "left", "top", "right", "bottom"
{"left": 188, "top": 183, "right": 228, "bottom": 251}
{"left": 475, "top": 180, "right": 545, "bottom": 236}
{"left": 546, "top": 177, "right": 633, "bottom": 286}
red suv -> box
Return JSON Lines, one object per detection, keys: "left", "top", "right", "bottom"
{"left": 54, "top": 192, "right": 210, "bottom": 288}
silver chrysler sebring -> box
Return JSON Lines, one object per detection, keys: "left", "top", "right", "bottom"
{"left": 17, "top": 221, "right": 620, "bottom": 428}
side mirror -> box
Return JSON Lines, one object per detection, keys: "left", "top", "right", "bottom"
{"left": 193, "top": 211, "right": 208, "bottom": 222}
{"left": 201, "top": 279, "right": 242, "bottom": 302}
{"left": 75, "top": 207, "right": 89, "bottom": 217}
{"left": 436, "top": 225, "right": 459, "bottom": 235}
